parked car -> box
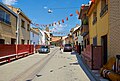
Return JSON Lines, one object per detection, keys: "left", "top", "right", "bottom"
{"left": 63, "top": 44, "right": 72, "bottom": 52}
{"left": 50, "top": 45, "right": 55, "bottom": 48}
{"left": 38, "top": 45, "right": 50, "bottom": 53}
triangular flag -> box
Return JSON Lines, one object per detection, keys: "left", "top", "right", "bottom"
{"left": 81, "top": 5, "right": 85, "bottom": 9}
{"left": 66, "top": 17, "right": 68, "bottom": 21}
{"left": 91, "top": 0, "right": 95, "bottom": 3}
{"left": 76, "top": 10, "right": 80, "bottom": 15}
{"left": 62, "top": 19, "right": 64, "bottom": 23}
{"left": 70, "top": 14, "right": 73, "bottom": 16}
{"left": 36, "top": 24, "right": 39, "bottom": 26}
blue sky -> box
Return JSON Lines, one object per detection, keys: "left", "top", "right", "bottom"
{"left": 0, "top": 0, "right": 90, "bottom": 36}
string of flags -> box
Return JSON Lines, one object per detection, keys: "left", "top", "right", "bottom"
{"left": 31, "top": 10, "right": 82, "bottom": 35}
{"left": 51, "top": 31, "right": 68, "bottom": 35}
{"left": 32, "top": 13, "right": 74, "bottom": 28}
{"left": 32, "top": 0, "right": 95, "bottom": 28}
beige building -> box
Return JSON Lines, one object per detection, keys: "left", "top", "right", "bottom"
{"left": 7, "top": 5, "right": 31, "bottom": 44}
{"left": 0, "top": 2, "right": 17, "bottom": 44}
{"left": 71, "top": 25, "right": 83, "bottom": 46}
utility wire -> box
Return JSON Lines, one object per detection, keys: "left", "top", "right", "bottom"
{"left": 49, "top": 7, "right": 80, "bottom": 10}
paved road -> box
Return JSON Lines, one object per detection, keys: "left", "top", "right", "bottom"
{"left": 0, "top": 47, "right": 90, "bottom": 81}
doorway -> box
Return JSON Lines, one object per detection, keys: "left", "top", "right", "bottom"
{"left": 0, "top": 39, "right": 5, "bottom": 44}
{"left": 11, "top": 38, "right": 16, "bottom": 44}
{"left": 101, "top": 35, "right": 108, "bottom": 65}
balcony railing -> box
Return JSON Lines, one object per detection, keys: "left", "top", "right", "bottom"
{"left": 80, "top": 25, "right": 89, "bottom": 36}
{"left": 100, "top": 4, "right": 108, "bottom": 17}
{"left": 92, "top": 17, "right": 97, "bottom": 25}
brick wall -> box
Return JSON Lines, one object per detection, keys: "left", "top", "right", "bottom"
{"left": 109, "top": 0, "right": 120, "bottom": 58}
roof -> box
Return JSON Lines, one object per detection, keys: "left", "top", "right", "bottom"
{"left": 72, "top": 25, "right": 80, "bottom": 34}
{"left": 6, "top": 5, "right": 31, "bottom": 23}
{"left": 0, "top": 2, "right": 17, "bottom": 17}
{"left": 30, "top": 28, "right": 39, "bottom": 35}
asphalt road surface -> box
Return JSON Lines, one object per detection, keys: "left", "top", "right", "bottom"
{"left": 0, "top": 47, "right": 90, "bottom": 81}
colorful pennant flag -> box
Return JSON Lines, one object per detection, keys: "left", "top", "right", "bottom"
{"left": 76, "top": 10, "right": 80, "bottom": 15}
{"left": 62, "top": 19, "right": 64, "bottom": 23}
{"left": 91, "top": 0, "right": 95, "bottom": 3}
{"left": 66, "top": 17, "right": 68, "bottom": 21}
{"left": 81, "top": 5, "right": 85, "bottom": 9}
{"left": 70, "top": 14, "right": 73, "bottom": 16}
{"left": 36, "top": 24, "right": 39, "bottom": 26}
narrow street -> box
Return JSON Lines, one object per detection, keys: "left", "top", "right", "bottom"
{"left": 0, "top": 47, "right": 90, "bottom": 81}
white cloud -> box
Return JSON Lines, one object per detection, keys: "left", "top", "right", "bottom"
{"left": 2, "top": 0, "right": 17, "bottom": 5}
{"left": 52, "top": 24, "right": 67, "bottom": 32}
{"left": 44, "top": 6, "right": 47, "bottom": 9}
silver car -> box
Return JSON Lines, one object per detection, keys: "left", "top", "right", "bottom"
{"left": 38, "top": 45, "right": 50, "bottom": 53}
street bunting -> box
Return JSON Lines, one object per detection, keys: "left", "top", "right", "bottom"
{"left": 31, "top": 13, "right": 74, "bottom": 28}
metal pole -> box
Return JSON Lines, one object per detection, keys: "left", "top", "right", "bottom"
{"left": 16, "top": 9, "right": 21, "bottom": 56}
{"left": 16, "top": 9, "right": 21, "bottom": 44}
{"left": 16, "top": 14, "right": 19, "bottom": 44}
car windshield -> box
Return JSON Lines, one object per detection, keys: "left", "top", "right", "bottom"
{"left": 41, "top": 46, "right": 48, "bottom": 48}
{"left": 65, "top": 44, "right": 71, "bottom": 47}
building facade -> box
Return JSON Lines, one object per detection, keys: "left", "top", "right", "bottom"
{"left": 30, "top": 28, "right": 39, "bottom": 45}
{"left": 87, "top": 0, "right": 120, "bottom": 64}
{"left": 0, "top": 2, "right": 17, "bottom": 44}
{"left": 79, "top": 4, "right": 90, "bottom": 49}
{"left": 72, "top": 25, "right": 83, "bottom": 46}
{"left": 7, "top": 5, "right": 31, "bottom": 44}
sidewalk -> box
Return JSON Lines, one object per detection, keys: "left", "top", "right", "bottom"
{"left": 75, "top": 52, "right": 109, "bottom": 81}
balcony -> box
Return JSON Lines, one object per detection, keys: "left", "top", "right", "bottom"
{"left": 100, "top": 4, "right": 108, "bottom": 17}
{"left": 80, "top": 25, "right": 89, "bottom": 37}
{"left": 92, "top": 17, "right": 97, "bottom": 25}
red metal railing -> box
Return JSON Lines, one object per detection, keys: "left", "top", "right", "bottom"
{"left": 17, "top": 45, "right": 29, "bottom": 54}
{"left": 0, "top": 44, "right": 34, "bottom": 63}
{"left": 0, "top": 44, "right": 16, "bottom": 57}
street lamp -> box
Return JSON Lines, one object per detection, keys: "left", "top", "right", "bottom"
{"left": 48, "top": 9, "right": 52, "bottom": 13}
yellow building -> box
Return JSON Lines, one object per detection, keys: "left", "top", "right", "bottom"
{"left": 7, "top": 5, "right": 31, "bottom": 44}
{"left": 87, "top": 0, "right": 120, "bottom": 64}
{"left": 0, "top": 2, "right": 17, "bottom": 44}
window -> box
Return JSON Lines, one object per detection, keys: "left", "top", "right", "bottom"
{"left": 5, "top": 13, "right": 10, "bottom": 24}
{"left": 0, "top": 39, "right": 5, "bottom": 44}
{"left": 21, "top": 39, "right": 25, "bottom": 44}
{"left": 93, "top": 37, "right": 97, "bottom": 46}
{"left": 27, "top": 24, "right": 30, "bottom": 31}
{"left": 92, "top": 8, "right": 97, "bottom": 25}
{"left": 100, "top": 0, "right": 108, "bottom": 17}
{"left": 11, "top": 38, "right": 16, "bottom": 44}
{"left": 0, "top": 9, "right": 11, "bottom": 25}
{"left": 0, "top": 10, "right": 5, "bottom": 21}
{"left": 32, "top": 32, "right": 34, "bottom": 37}
{"left": 21, "top": 19, "right": 25, "bottom": 28}
{"left": 27, "top": 40, "right": 29, "bottom": 44}
{"left": 101, "top": 0, "right": 107, "bottom": 10}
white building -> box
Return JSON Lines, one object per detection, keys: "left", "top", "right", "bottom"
{"left": 30, "top": 28, "right": 39, "bottom": 45}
